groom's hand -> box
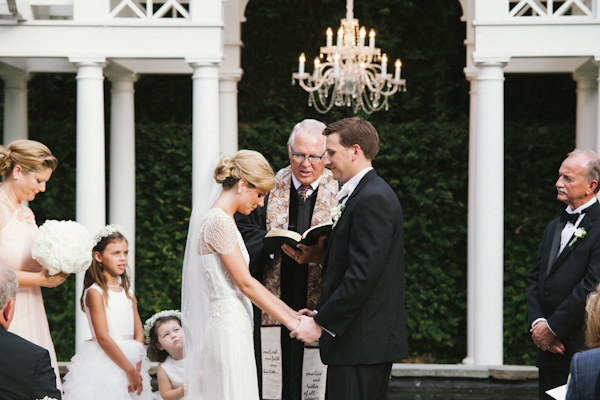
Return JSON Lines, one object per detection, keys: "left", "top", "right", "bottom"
{"left": 282, "top": 235, "right": 327, "bottom": 265}
{"left": 298, "top": 308, "right": 317, "bottom": 317}
{"left": 290, "top": 315, "right": 322, "bottom": 343}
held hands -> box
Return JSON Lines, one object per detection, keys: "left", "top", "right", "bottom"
{"left": 290, "top": 315, "right": 322, "bottom": 344}
{"left": 298, "top": 308, "right": 317, "bottom": 317}
{"left": 282, "top": 235, "right": 327, "bottom": 265}
{"left": 39, "top": 269, "right": 69, "bottom": 288}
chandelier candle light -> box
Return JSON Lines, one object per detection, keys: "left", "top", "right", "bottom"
{"left": 292, "top": 0, "right": 406, "bottom": 114}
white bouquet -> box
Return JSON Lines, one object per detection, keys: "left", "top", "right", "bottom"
{"left": 32, "top": 220, "right": 93, "bottom": 275}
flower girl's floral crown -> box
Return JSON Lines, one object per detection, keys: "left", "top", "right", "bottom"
{"left": 144, "top": 310, "right": 182, "bottom": 346}
{"left": 92, "top": 224, "right": 127, "bottom": 248}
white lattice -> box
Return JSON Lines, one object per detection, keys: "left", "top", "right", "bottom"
{"left": 509, "top": 0, "right": 594, "bottom": 17}
{"left": 109, "top": 0, "right": 190, "bottom": 19}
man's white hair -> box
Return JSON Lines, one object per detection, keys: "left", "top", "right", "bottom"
{"left": 288, "top": 119, "right": 327, "bottom": 152}
{"left": 0, "top": 262, "right": 17, "bottom": 309}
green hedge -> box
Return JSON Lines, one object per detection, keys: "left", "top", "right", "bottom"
{"left": 25, "top": 116, "right": 574, "bottom": 364}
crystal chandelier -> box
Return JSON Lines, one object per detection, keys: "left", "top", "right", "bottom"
{"left": 292, "top": 0, "right": 406, "bottom": 115}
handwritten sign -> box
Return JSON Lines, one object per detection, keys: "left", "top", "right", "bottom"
{"left": 302, "top": 348, "right": 327, "bottom": 400}
{"left": 261, "top": 326, "right": 283, "bottom": 399}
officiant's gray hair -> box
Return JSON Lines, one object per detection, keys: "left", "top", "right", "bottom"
{"left": 568, "top": 149, "right": 600, "bottom": 193}
{"left": 288, "top": 119, "right": 327, "bottom": 151}
{"left": 0, "top": 262, "right": 17, "bottom": 308}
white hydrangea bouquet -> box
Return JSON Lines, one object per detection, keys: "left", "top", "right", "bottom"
{"left": 32, "top": 220, "right": 93, "bottom": 275}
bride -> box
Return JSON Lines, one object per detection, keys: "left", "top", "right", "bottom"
{"left": 182, "top": 150, "right": 300, "bottom": 400}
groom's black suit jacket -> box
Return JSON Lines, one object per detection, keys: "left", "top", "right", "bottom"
{"left": 0, "top": 325, "right": 61, "bottom": 400}
{"left": 527, "top": 200, "right": 600, "bottom": 372}
{"left": 314, "top": 169, "right": 408, "bottom": 365}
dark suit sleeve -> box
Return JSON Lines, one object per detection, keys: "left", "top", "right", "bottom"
{"left": 32, "top": 349, "right": 62, "bottom": 400}
{"left": 234, "top": 192, "right": 269, "bottom": 279}
{"left": 316, "top": 190, "right": 400, "bottom": 336}
{"left": 526, "top": 223, "right": 553, "bottom": 326}
{"left": 549, "top": 233, "right": 600, "bottom": 339}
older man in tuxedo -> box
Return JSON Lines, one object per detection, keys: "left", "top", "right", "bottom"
{"left": 527, "top": 149, "right": 600, "bottom": 399}
{"left": 236, "top": 119, "right": 338, "bottom": 400}
{"left": 0, "top": 262, "right": 61, "bottom": 400}
{"left": 289, "top": 117, "right": 408, "bottom": 400}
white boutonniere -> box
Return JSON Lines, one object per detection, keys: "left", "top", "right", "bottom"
{"left": 569, "top": 227, "right": 587, "bottom": 247}
{"left": 37, "top": 397, "right": 58, "bottom": 400}
{"left": 331, "top": 204, "right": 345, "bottom": 227}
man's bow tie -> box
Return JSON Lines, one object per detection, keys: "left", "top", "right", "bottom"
{"left": 560, "top": 210, "right": 582, "bottom": 224}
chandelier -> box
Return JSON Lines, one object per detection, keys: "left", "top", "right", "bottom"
{"left": 292, "top": 0, "right": 406, "bottom": 115}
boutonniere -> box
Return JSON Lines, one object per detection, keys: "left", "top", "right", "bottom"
{"left": 331, "top": 204, "right": 346, "bottom": 227}
{"left": 569, "top": 227, "right": 587, "bottom": 247}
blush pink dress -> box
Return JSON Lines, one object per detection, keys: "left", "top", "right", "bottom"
{"left": 0, "top": 194, "right": 62, "bottom": 390}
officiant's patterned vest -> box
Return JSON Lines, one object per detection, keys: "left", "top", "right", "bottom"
{"left": 263, "top": 166, "right": 338, "bottom": 325}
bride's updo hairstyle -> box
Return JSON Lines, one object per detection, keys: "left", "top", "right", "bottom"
{"left": 0, "top": 140, "right": 58, "bottom": 176}
{"left": 214, "top": 150, "right": 275, "bottom": 192}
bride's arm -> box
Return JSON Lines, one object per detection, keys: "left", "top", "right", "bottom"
{"left": 219, "top": 248, "right": 299, "bottom": 331}
{"left": 86, "top": 289, "right": 144, "bottom": 394}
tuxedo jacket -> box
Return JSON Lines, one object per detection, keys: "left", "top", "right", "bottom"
{"left": 0, "top": 325, "right": 61, "bottom": 400}
{"left": 565, "top": 348, "right": 600, "bottom": 400}
{"left": 314, "top": 169, "right": 408, "bottom": 366}
{"left": 527, "top": 201, "right": 600, "bottom": 372}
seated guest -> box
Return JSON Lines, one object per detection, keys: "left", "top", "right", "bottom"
{"left": 0, "top": 261, "right": 61, "bottom": 400}
{"left": 566, "top": 283, "right": 600, "bottom": 400}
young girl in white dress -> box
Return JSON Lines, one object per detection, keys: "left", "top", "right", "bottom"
{"left": 145, "top": 310, "right": 185, "bottom": 400}
{"left": 182, "top": 150, "right": 301, "bottom": 400}
{"left": 63, "top": 225, "right": 153, "bottom": 400}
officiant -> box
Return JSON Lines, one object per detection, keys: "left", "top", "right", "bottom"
{"left": 235, "top": 119, "right": 339, "bottom": 400}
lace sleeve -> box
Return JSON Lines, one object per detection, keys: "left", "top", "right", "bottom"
{"left": 202, "top": 210, "right": 239, "bottom": 255}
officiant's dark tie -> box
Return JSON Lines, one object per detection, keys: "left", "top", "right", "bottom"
{"left": 298, "top": 184, "right": 311, "bottom": 201}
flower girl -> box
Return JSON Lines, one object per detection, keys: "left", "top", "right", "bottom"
{"left": 63, "top": 225, "right": 153, "bottom": 399}
{"left": 145, "top": 310, "right": 185, "bottom": 400}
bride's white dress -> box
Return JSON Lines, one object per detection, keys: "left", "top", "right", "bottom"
{"left": 188, "top": 208, "right": 259, "bottom": 400}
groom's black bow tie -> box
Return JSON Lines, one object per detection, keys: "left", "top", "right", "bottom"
{"left": 560, "top": 211, "right": 580, "bottom": 224}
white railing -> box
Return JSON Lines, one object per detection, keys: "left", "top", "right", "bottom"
{"left": 509, "top": 0, "right": 596, "bottom": 18}
{"left": 108, "top": 0, "right": 190, "bottom": 20}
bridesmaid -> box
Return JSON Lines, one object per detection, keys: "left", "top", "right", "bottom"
{"left": 0, "top": 139, "right": 68, "bottom": 390}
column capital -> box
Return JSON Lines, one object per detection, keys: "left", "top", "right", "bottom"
{"left": 464, "top": 66, "right": 478, "bottom": 81}
{"left": 69, "top": 57, "right": 107, "bottom": 68}
{"left": 105, "top": 72, "right": 138, "bottom": 84}
{"left": 186, "top": 55, "right": 223, "bottom": 68}
{"left": 220, "top": 69, "right": 243, "bottom": 82}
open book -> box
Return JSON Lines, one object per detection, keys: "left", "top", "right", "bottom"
{"left": 263, "top": 222, "right": 333, "bottom": 255}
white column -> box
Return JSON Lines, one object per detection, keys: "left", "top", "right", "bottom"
{"left": 219, "top": 76, "right": 240, "bottom": 155}
{"left": 2, "top": 71, "right": 30, "bottom": 145}
{"left": 573, "top": 70, "right": 598, "bottom": 151}
{"left": 72, "top": 60, "right": 106, "bottom": 350}
{"left": 463, "top": 72, "right": 478, "bottom": 366}
{"left": 189, "top": 62, "right": 220, "bottom": 204}
{"left": 473, "top": 60, "right": 507, "bottom": 365}
{"left": 107, "top": 73, "right": 137, "bottom": 288}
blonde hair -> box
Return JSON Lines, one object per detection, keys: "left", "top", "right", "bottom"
{"left": 214, "top": 150, "right": 275, "bottom": 192}
{"left": 0, "top": 140, "right": 58, "bottom": 176}
{"left": 585, "top": 283, "right": 600, "bottom": 349}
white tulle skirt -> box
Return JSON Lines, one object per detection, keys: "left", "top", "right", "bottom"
{"left": 63, "top": 339, "right": 154, "bottom": 400}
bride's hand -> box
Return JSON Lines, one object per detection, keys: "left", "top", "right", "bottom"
{"left": 39, "top": 269, "right": 69, "bottom": 288}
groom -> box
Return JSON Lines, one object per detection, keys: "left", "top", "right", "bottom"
{"left": 289, "top": 117, "right": 408, "bottom": 400}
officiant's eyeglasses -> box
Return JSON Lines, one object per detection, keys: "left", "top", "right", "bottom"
{"left": 290, "top": 150, "right": 326, "bottom": 164}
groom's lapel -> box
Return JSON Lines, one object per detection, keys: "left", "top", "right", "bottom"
{"left": 323, "top": 169, "right": 378, "bottom": 271}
